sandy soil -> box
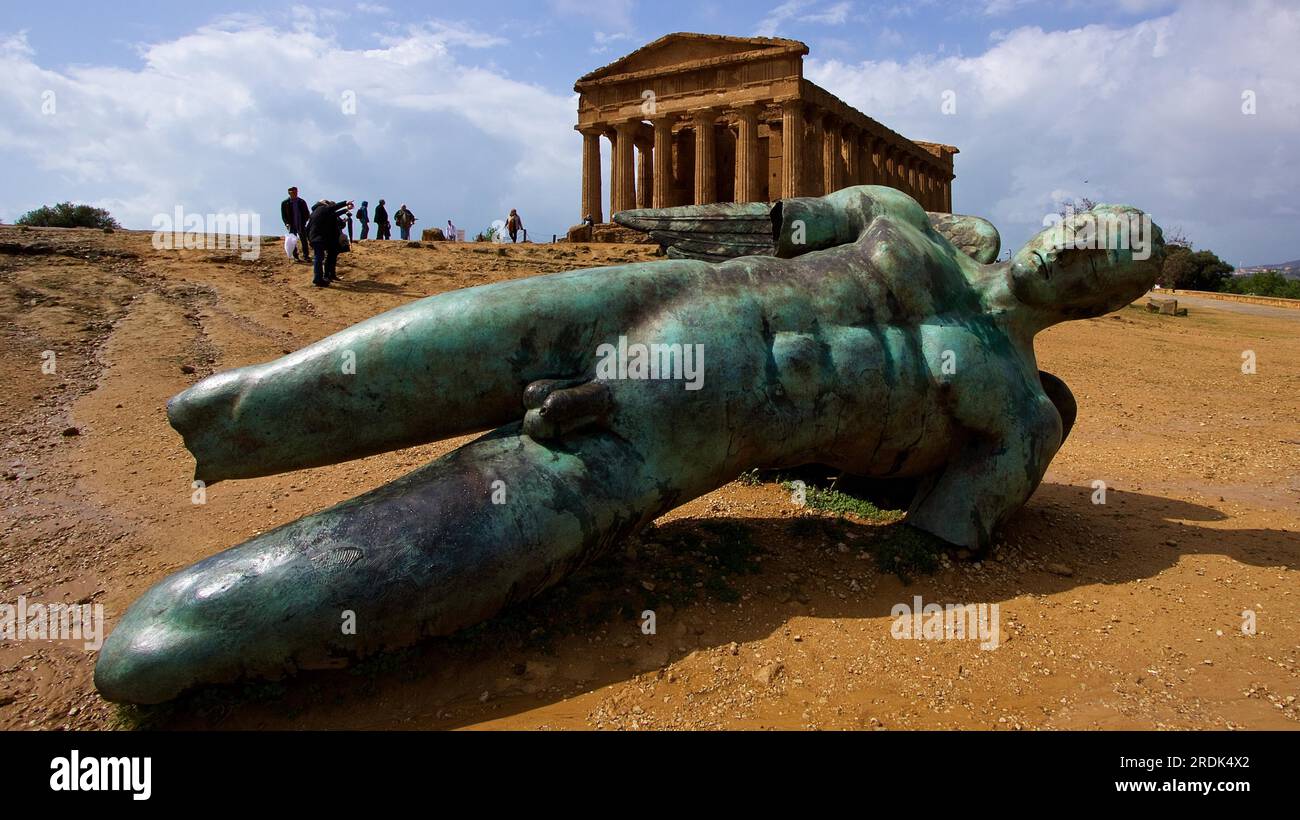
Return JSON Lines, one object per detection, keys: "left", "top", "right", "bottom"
{"left": 0, "top": 225, "right": 1296, "bottom": 730}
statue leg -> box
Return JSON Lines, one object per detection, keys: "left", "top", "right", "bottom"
{"left": 169, "top": 259, "right": 709, "bottom": 482}
{"left": 95, "top": 424, "right": 682, "bottom": 703}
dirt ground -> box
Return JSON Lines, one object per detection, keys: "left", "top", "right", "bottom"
{"left": 0, "top": 225, "right": 1296, "bottom": 730}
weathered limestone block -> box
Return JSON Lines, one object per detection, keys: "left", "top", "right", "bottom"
{"left": 1147, "top": 297, "right": 1184, "bottom": 315}
{"left": 421, "top": 227, "right": 447, "bottom": 241}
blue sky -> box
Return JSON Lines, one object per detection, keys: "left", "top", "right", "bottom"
{"left": 2, "top": 0, "right": 1297, "bottom": 264}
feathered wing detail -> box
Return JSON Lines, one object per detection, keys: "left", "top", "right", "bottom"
{"left": 615, "top": 200, "right": 1004, "bottom": 266}
{"left": 926, "top": 212, "right": 1002, "bottom": 264}
{"left": 613, "top": 202, "right": 776, "bottom": 262}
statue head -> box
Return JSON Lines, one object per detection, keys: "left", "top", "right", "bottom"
{"left": 1009, "top": 204, "right": 1164, "bottom": 319}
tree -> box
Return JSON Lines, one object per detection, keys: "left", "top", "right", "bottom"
{"left": 1222, "top": 270, "right": 1300, "bottom": 299}
{"left": 1160, "top": 245, "right": 1233, "bottom": 291}
{"left": 16, "top": 202, "right": 120, "bottom": 230}
{"left": 1056, "top": 196, "right": 1097, "bottom": 219}
{"left": 1163, "top": 225, "right": 1192, "bottom": 249}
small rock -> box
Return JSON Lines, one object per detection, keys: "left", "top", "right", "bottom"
{"left": 753, "top": 662, "right": 783, "bottom": 687}
{"left": 61, "top": 426, "right": 80, "bottom": 437}
{"left": 1046, "top": 562, "right": 1073, "bottom": 577}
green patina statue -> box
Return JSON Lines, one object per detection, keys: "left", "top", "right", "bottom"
{"left": 95, "top": 185, "right": 1164, "bottom": 703}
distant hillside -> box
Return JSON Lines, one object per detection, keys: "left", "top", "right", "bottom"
{"left": 1236, "top": 259, "right": 1300, "bottom": 279}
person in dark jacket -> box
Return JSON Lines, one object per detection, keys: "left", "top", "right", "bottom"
{"left": 280, "top": 186, "right": 312, "bottom": 262}
{"left": 374, "top": 199, "right": 390, "bottom": 240}
{"left": 357, "top": 201, "right": 370, "bottom": 241}
{"left": 306, "top": 199, "right": 352, "bottom": 287}
{"left": 505, "top": 208, "right": 524, "bottom": 243}
{"left": 394, "top": 204, "right": 417, "bottom": 240}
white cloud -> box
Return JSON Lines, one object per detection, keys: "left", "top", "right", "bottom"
{"left": 756, "top": 0, "right": 811, "bottom": 37}
{"left": 805, "top": 0, "right": 1300, "bottom": 263}
{"left": 0, "top": 18, "right": 581, "bottom": 239}
{"left": 756, "top": 1, "right": 862, "bottom": 38}
{"left": 591, "top": 30, "right": 636, "bottom": 55}
{"left": 805, "top": 1, "right": 852, "bottom": 25}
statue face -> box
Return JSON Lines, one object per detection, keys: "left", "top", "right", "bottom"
{"left": 1010, "top": 205, "right": 1164, "bottom": 317}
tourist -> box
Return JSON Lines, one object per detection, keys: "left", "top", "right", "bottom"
{"left": 505, "top": 209, "right": 525, "bottom": 243}
{"left": 306, "top": 199, "right": 353, "bottom": 287}
{"left": 374, "top": 199, "right": 390, "bottom": 240}
{"left": 356, "top": 201, "right": 370, "bottom": 241}
{"left": 280, "top": 186, "right": 312, "bottom": 262}
{"left": 447, "top": 219, "right": 457, "bottom": 242}
{"left": 394, "top": 204, "right": 417, "bottom": 240}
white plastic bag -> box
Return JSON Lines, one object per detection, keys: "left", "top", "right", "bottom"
{"left": 284, "top": 233, "right": 299, "bottom": 259}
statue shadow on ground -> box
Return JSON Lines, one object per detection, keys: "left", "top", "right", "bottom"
{"left": 124, "top": 481, "right": 1297, "bottom": 729}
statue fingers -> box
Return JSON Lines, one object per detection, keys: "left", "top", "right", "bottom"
{"left": 522, "top": 378, "right": 613, "bottom": 440}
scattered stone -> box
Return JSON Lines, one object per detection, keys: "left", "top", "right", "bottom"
{"left": 61, "top": 426, "right": 80, "bottom": 437}
{"left": 753, "top": 662, "right": 783, "bottom": 687}
{"left": 1046, "top": 562, "right": 1074, "bottom": 577}
{"left": 180, "top": 364, "right": 196, "bottom": 374}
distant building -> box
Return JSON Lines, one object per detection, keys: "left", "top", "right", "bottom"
{"left": 574, "top": 32, "right": 958, "bottom": 223}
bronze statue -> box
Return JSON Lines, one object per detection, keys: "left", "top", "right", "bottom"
{"left": 95, "top": 186, "right": 1164, "bottom": 703}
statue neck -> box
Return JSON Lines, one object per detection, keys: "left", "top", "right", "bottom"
{"left": 973, "top": 262, "right": 1057, "bottom": 345}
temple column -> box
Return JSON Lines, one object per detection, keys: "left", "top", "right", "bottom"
{"left": 868, "top": 136, "right": 882, "bottom": 185}
{"left": 822, "top": 116, "right": 840, "bottom": 194}
{"left": 843, "top": 125, "right": 860, "bottom": 187}
{"left": 733, "top": 104, "right": 760, "bottom": 203}
{"left": 906, "top": 158, "right": 918, "bottom": 200}
{"left": 611, "top": 121, "right": 639, "bottom": 215}
{"left": 605, "top": 129, "right": 619, "bottom": 219}
{"left": 579, "top": 126, "right": 604, "bottom": 224}
{"left": 807, "top": 111, "right": 824, "bottom": 195}
{"left": 944, "top": 178, "right": 953, "bottom": 213}
{"left": 652, "top": 117, "right": 674, "bottom": 208}
{"left": 780, "top": 100, "right": 805, "bottom": 199}
{"left": 635, "top": 137, "right": 653, "bottom": 209}
{"left": 691, "top": 109, "right": 719, "bottom": 205}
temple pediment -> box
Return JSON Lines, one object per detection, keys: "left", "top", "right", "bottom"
{"left": 577, "top": 33, "right": 807, "bottom": 87}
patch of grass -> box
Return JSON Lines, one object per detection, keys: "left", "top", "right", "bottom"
{"left": 737, "top": 468, "right": 762, "bottom": 486}
{"left": 868, "top": 525, "right": 945, "bottom": 584}
{"left": 781, "top": 481, "right": 904, "bottom": 523}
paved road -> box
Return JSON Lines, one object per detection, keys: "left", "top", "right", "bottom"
{"left": 1148, "top": 292, "right": 1300, "bottom": 323}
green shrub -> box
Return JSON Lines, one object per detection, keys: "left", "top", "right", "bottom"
{"left": 16, "top": 202, "right": 120, "bottom": 230}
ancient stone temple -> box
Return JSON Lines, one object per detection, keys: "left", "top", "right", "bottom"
{"left": 574, "top": 33, "right": 958, "bottom": 225}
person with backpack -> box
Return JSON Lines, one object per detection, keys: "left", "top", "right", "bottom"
{"left": 505, "top": 208, "right": 525, "bottom": 243}
{"left": 356, "top": 201, "right": 370, "bottom": 241}
{"left": 306, "top": 199, "right": 353, "bottom": 287}
{"left": 374, "top": 199, "right": 390, "bottom": 240}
